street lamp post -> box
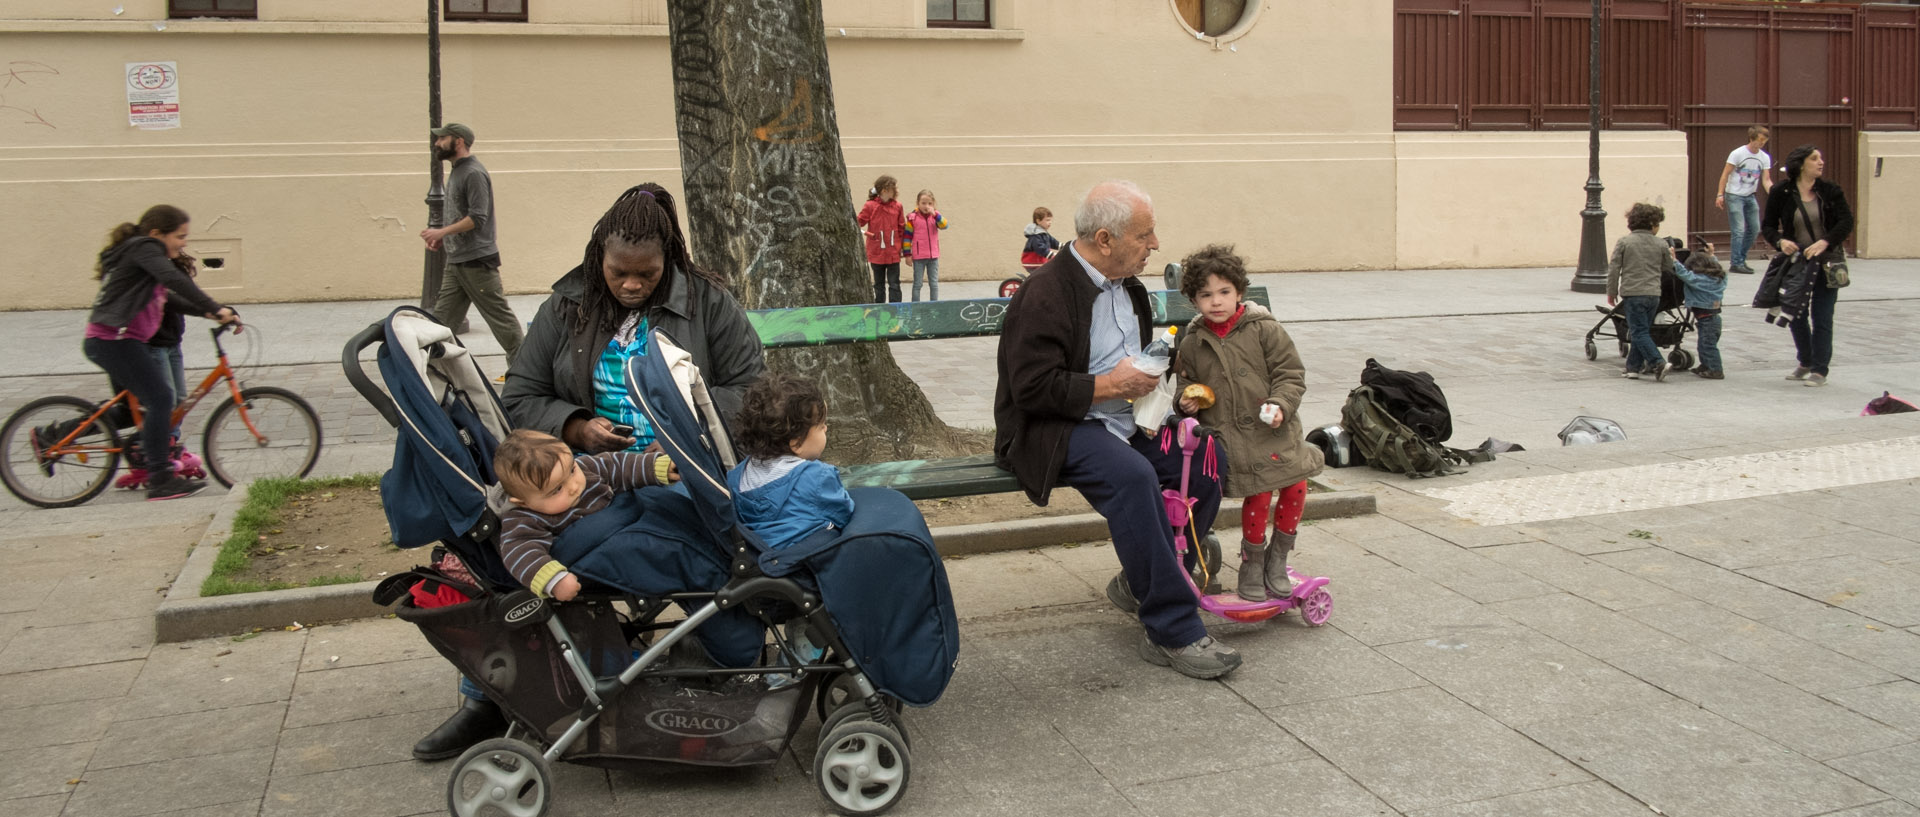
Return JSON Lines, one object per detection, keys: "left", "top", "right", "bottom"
{"left": 421, "top": 0, "right": 447, "bottom": 312}
{"left": 1569, "top": 0, "right": 1609, "bottom": 294}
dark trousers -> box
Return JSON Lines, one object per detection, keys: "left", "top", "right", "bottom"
{"left": 870, "top": 262, "right": 901, "bottom": 303}
{"left": 1621, "top": 295, "right": 1661, "bottom": 373}
{"left": 1789, "top": 282, "right": 1838, "bottom": 376}
{"left": 1058, "top": 420, "right": 1219, "bottom": 648}
{"left": 83, "top": 336, "right": 176, "bottom": 481}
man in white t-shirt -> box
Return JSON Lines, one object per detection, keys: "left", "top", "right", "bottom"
{"left": 1715, "top": 126, "right": 1773, "bottom": 274}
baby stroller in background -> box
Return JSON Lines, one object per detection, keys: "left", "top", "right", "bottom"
{"left": 1582, "top": 239, "right": 1700, "bottom": 372}
{"left": 344, "top": 307, "right": 957, "bottom": 816}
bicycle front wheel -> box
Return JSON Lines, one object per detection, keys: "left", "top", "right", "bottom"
{"left": 0, "top": 395, "right": 122, "bottom": 508}
{"left": 201, "top": 387, "right": 323, "bottom": 488}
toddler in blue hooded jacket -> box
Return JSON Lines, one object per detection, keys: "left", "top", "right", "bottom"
{"left": 1671, "top": 242, "right": 1729, "bottom": 379}
{"left": 726, "top": 373, "right": 855, "bottom": 550}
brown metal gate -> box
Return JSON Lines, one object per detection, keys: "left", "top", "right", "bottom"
{"left": 1398, "top": 1, "right": 1920, "bottom": 255}
{"left": 1682, "top": 3, "right": 1861, "bottom": 253}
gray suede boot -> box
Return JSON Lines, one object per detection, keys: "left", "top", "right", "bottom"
{"left": 1236, "top": 538, "right": 1269, "bottom": 601}
{"left": 1264, "top": 531, "right": 1298, "bottom": 599}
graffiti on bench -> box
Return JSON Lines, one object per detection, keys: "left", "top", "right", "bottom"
{"left": 746, "top": 287, "right": 1267, "bottom": 349}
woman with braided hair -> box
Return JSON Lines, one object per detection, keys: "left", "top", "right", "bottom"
{"left": 416, "top": 183, "right": 768, "bottom": 762}
{"left": 501, "top": 182, "right": 766, "bottom": 454}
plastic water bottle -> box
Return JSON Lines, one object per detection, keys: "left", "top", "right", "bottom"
{"left": 1136, "top": 326, "right": 1177, "bottom": 377}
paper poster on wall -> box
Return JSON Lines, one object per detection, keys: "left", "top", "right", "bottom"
{"left": 126, "top": 62, "right": 180, "bottom": 129}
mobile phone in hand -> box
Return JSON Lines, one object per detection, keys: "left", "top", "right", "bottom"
{"left": 610, "top": 424, "right": 635, "bottom": 437}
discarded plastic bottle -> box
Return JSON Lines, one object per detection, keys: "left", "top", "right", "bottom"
{"left": 1135, "top": 326, "right": 1178, "bottom": 377}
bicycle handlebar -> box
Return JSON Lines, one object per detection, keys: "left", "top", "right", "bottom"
{"left": 343, "top": 322, "right": 402, "bottom": 429}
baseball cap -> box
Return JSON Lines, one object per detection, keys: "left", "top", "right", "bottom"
{"left": 431, "top": 123, "right": 475, "bottom": 144}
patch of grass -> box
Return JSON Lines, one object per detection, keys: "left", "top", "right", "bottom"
{"left": 200, "top": 473, "right": 382, "bottom": 597}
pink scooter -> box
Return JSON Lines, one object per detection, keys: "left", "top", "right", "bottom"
{"left": 1163, "top": 416, "right": 1333, "bottom": 625}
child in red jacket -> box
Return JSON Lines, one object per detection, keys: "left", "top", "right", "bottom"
{"left": 857, "top": 175, "right": 906, "bottom": 303}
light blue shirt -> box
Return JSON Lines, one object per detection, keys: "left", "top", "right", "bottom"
{"left": 1069, "top": 241, "right": 1141, "bottom": 440}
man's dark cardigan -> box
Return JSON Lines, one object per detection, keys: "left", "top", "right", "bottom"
{"left": 992, "top": 245, "right": 1154, "bottom": 505}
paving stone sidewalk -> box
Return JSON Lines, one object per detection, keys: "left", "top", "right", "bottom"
{"left": 4, "top": 264, "right": 1920, "bottom": 815}
{"left": 5, "top": 417, "right": 1920, "bottom": 816}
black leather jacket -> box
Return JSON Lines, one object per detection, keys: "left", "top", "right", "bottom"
{"left": 1763, "top": 178, "right": 1853, "bottom": 262}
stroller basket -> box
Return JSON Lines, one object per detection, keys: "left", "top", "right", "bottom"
{"left": 399, "top": 592, "right": 809, "bottom": 769}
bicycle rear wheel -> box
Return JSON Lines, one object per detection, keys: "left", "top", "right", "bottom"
{"left": 201, "top": 386, "right": 323, "bottom": 488}
{"left": 0, "top": 395, "right": 122, "bottom": 508}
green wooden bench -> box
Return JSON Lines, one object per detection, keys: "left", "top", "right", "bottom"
{"left": 744, "top": 282, "right": 1272, "bottom": 500}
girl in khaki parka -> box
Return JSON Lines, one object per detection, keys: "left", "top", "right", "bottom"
{"left": 1174, "top": 245, "right": 1325, "bottom": 601}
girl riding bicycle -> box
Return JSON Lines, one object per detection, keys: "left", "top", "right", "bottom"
{"left": 81, "top": 204, "right": 241, "bottom": 500}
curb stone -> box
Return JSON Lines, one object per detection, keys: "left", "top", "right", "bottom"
{"left": 151, "top": 483, "right": 1375, "bottom": 642}
{"left": 155, "top": 479, "right": 388, "bottom": 642}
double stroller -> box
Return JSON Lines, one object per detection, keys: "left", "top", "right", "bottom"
{"left": 343, "top": 307, "right": 958, "bottom": 816}
{"left": 1581, "top": 241, "right": 1701, "bottom": 372}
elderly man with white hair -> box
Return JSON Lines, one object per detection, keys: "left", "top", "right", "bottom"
{"left": 991, "top": 180, "right": 1238, "bottom": 679}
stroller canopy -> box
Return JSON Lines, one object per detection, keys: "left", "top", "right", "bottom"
{"left": 373, "top": 307, "right": 515, "bottom": 582}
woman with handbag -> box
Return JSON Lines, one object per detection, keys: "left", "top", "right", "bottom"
{"left": 1761, "top": 145, "right": 1852, "bottom": 387}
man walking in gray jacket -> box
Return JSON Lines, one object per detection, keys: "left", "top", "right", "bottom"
{"left": 421, "top": 122, "right": 523, "bottom": 365}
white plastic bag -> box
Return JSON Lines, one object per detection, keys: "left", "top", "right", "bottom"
{"left": 1133, "top": 374, "right": 1179, "bottom": 434}
{"left": 1558, "top": 416, "right": 1626, "bottom": 446}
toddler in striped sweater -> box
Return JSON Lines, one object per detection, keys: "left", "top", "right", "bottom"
{"left": 493, "top": 429, "right": 676, "bottom": 600}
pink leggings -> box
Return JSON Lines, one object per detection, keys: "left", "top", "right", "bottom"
{"left": 1242, "top": 480, "right": 1309, "bottom": 544}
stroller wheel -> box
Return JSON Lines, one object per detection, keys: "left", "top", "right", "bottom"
{"left": 1617, "top": 340, "right": 1629, "bottom": 358}
{"left": 998, "top": 277, "right": 1024, "bottom": 298}
{"left": 824, "top": 700, "right": 911, "bottom": 749}
{"left": 1669, "top": 349, "right": 1695, "bottom": 371}
{"left": 1584, "top": 339, "right": 1597, "bottom": 361}
{"left": 1300, "top": 588, "right": 1333, "bottom": 626}
{"left": 817, "top": 673, "right": 903, "bottom": 724}
{"left": 447, "top": 738, "right": 552, "bottom": 817}
{"left": 815, "top": 720, "right": 912, "bottom": 816}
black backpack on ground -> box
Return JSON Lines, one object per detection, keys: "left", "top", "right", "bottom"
{"left": 1342, "top": 359, "right": 1487, "bottom": 478}
{"left": 1358, "top": 358, "right": 1452, "bottom": 443}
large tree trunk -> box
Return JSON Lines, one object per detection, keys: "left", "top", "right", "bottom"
{"left": 665, "top": 0, "right": 972, "bottom": 463}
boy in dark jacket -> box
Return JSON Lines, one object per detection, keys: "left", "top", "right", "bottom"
{"left": 1021, "top": 206, "right": 1061, "bottom": 270}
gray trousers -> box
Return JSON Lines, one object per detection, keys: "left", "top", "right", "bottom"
{"left": 435, "top": 259, "right": 523, "bottom": 364}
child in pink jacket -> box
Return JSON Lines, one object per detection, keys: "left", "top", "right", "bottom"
{"left": 901, "top": 189, "right": 950, "bottom": 302}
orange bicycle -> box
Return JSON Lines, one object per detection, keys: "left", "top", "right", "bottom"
{"left": 1, "top": 325, "right": 322, "bottom": 508}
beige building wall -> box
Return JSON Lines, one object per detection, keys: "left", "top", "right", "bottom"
{"left": 1396, "top": 132, "right": 1691, "bottom": 269}
{"left": 3, "top": 0, "right": 1702, "bottom": 310}
{"left": 1855, "top": 132, "right": 1920, "bottom": 259}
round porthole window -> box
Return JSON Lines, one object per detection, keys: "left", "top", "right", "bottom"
{"left": 1170, "top": 0, "right": 1262, "bottom": 46}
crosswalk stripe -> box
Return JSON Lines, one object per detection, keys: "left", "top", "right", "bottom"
{"left": 1420, "top": 436, "right": 1920, "bottom": 526}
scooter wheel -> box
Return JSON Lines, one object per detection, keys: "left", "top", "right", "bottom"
{"left": 1299, "top": 588, "right": 1333, "bottom": 626}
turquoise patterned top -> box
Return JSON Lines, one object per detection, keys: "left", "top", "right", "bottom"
{"left": 591, "top": 318, "right": 654, "bottom": 450}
